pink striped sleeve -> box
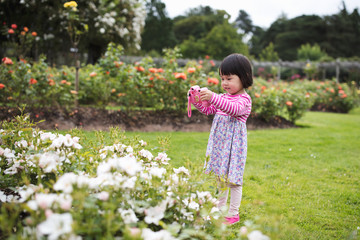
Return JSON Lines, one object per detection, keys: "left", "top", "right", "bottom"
{"left": 210, "top": 93, "right": 251, "bottom": 117}
{"left": 193, "top": 102, "right": 217, "bottom": 115}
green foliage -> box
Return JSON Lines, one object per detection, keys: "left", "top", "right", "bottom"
{"left": 0, "top": 114, "right": 237, "bottom": 239}
{"left": 0, "top": 0, "right": 146, "bottom": 62}
{"left": 1, "top": 44, "right": 359, "bottom": 122}
{"left": 1, "top": 108, "right": 360, "bottom": 239}
{"left": 235, "top": 10, "right": 253, "bottom": 34}
{"left": 179, "top": 23, "right": 249, "bottom": 60}
{"left": 141, "top": 0, "right": 177, "bottom": 54}
{"left": 259, "top": 42, "right": 279, "bottom": 61}
{"left": 173, "top": 6, "right": 227, "bottom": 43}
{"left": 297, "top": 43, "right": 328, "bottom": 61}
{"left": 84, "top": 109, "right": 360, "bottom": 239}
{"left": 173, "top": 6, "right": 245, "bottom": 60}
{"left": 251, "top": 4, "right": 360, "bottom": 60}
{"left": 301, "top": 79, "right": 359, "bottom": 113}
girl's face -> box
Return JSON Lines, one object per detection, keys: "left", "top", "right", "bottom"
{"left": 220, "top": 74, "right": 244, "bottom": 95}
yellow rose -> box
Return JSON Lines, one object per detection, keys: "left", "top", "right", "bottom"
{"left": 64, "top": 1, "right": 78, "bottom": 8}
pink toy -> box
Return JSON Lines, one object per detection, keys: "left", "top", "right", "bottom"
{"left": 187, "top": 86, "right": 210, "bottom": 117}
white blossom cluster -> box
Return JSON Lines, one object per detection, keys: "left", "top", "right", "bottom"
{"left": 0, "top": 127, "right": 223, "bottom": 239}
{"left": 0, "top": 131, "right": 82, "bottom": 176}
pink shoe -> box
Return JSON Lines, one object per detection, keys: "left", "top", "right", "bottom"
{"left": 223, "top": 215, "right": 239, "bottom": 225}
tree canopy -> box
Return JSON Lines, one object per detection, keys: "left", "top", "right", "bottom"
{"left": 1, "top": 0, "right": 359, "bottom": 63}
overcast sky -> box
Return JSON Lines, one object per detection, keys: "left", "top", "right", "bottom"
{"left": 161, "top": 0, "right": 360, "bottom": 28}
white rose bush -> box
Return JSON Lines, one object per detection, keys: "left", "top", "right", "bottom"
{"left": 0, "top": 114, "right": 232, "bottom": 239}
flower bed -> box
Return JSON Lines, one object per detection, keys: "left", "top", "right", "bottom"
{"left": 0, "top": 114, "right": 272, "bottom": 239}
{"left": 1, "top": 44, "right": 359, "bottom": 124}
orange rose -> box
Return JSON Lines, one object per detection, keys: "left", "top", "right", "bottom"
{"left": 31, "top": 32, "right": 37, "bottom": 36}
{"left": 48, "top": 79, "right": 55, "bottom": 86}
{"left": 174, "top": 72, "right": 187, "bottom": 80}
{"left": 254, "top": 93, "right": 260, "bottom": 98}
{"left": 135, "top": 66, "right": 145, "bottom": 72}
{"left": 23, "top": 27, "right": 29, "bottom": 32}
{"left": 8, "top": 29, "right": 14, "bottom": 34}
{"left": 29, "top": 78, "right": 37, "bottom": 84}
{"left": 114, "top": 61, "right": 123, "bottom": 68}
{"left": 148, "top": 68, "right": 157, "bottom": 73}
{"left": 207, "top": 77, "right": 219, "bottom": 85}
{"left": 187, "top": 67, "right": 196, "bottom": 73}
{"left": 285, "top": 101, "right": 293, "bottom": 106}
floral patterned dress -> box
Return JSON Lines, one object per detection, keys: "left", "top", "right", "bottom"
{"left": 205, "top": 114, "right": 247, "bottom": 185}
{"left": 194, "top": 92, "right": 251, "bottom": 186}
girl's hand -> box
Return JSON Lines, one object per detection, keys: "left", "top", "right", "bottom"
{"left": 200, "top": 89, "right": 213, "bottom": 101}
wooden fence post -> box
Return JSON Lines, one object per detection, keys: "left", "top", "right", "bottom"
{"left": 75, "top": 60, "right": 80, "bottom": 108}
{"left": 335, "top": 58, "right": 340, "bottom": 84}
{"left": 277, "top": 59, "right": 282, "bottom": 80}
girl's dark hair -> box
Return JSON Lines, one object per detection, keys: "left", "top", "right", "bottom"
{"left": 219, "top": 53, "right": 253, "bottom": 88}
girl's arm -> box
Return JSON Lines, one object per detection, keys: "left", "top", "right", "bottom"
{"left": 209, "top": 93, "right": 251, "bottom": 117}
{"left": 193, "top": 102, "right": 217, "bottom": 115}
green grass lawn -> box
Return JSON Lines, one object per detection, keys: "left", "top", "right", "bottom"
{"left": 78, "top": 109, "right": 360, "bottom": 239}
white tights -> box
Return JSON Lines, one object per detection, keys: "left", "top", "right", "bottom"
{"left": 217, "top": 178, "right": 243, "bottom": 217}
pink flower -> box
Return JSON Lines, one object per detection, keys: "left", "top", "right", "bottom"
{"left": 2, "top": 57, "right": 13, "bottom": 65}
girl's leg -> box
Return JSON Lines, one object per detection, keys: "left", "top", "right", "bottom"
{"left": 228, "top": 184, "right": 243, "bottom": 216}
{"left": 216, "top": 177, "right": 229, "bottom": 211}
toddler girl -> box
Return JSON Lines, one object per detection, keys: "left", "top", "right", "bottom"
{"left": 190, "top": 53, "right": 253, "bottom": 224}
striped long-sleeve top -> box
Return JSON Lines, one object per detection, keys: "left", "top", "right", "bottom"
{"left": 193, "top": 92, "right": 252, "bottom": 123}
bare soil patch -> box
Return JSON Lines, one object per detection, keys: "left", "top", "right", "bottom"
{"left": 0, "top": 107, "right": 296, "bottom": 131}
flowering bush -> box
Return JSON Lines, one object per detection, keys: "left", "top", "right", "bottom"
{"left": 0, "top": 44, "right": 358, "bottom": 123}
{"left": 1, "top": 23, "right": 38, "bottom": 58}
{"left": 0, "top": 114, "right": 272, "bottom": 239}
{"left": 248, "top": 78, "right": 357, "bottom": 122}
{"left": 301, "top": 80, "right": 358, "bottom": 113}
{"left": 0, "top": 56, "right": 76, "bottom": 107}
{"left": 0, "top": 114, "right": 222, "bottom": 239}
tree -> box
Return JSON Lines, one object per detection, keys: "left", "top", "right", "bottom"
{"left": 235, "top": 10, "right": 253, "bottom": 34}
{"left": 323, "top": 4, "right": 360, "bottom": 58}
{"left": 0, "top": 0, "right": 146, "bottom": 64}
{"left": 179, "top": 23, "right": 249, "bottom": 60}
{"left": 259, "top": 42, "right": 279, "bottom": 61}
{"left": 173, "top": 6, "right": 229, "bottom": 43}
{"left": 141, "top": 0, "right": 177, "bottom": 55}
{"left": 297, "top": 43, "right": 328, "bottom": 61}
{"left": 272, "top": 15, "right": 326, "bottom": 60}
{"left": 251, "top": 2, "right": 360, "bottom": 60}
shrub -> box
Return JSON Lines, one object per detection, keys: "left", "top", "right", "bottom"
{"left": 0, "top": 114, "right": 272, "bottom": 239}
{"left": 1, "top": 44, "right": 359, "bottom": 123}
{"left": 0, "top": 114, "right": 223, "bottom": 239}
